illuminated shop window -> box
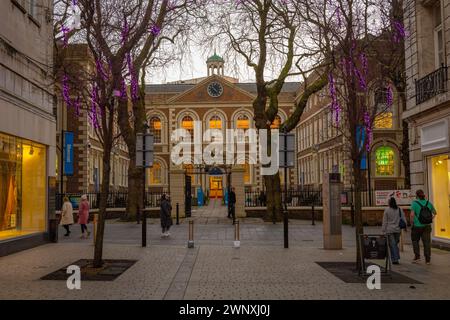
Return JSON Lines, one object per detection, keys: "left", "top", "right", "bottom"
{"left": 374, "top": 112, "right": 393, "bottom": 129}
{"left": 149, "top": 117, "right": 162, "bottom": 143}
{"left": 430, "top": 155, "right": 450, "bottom": 240}
{"left": 375, "top": 146, "right": 395, "bottom": 176}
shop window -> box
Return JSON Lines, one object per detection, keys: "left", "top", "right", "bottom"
{"left": 430, "top": 155, "right": 450, "bottom": 240}
{"left": 375, "top": 146, "right": 395, "bottom": 176}
{"left": 0, "top": 133, "right": 46, "bottom": 241}
{"left": 149, "top": 116, "right": 162, "bottom": 143}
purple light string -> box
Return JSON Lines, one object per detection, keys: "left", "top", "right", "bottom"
{"left": 328, "top": 73, "right": 341, "bottom": 124}
{"left": 126, "top": 53, "right": 139, "bottom": 101}
{"left": 90, "top": 84, "right": 100, "bottom": 129}
{"left": 392, "top": 20, "right": 407, "bottom": 43}
{"left": 62, "top": 74, "right": 71, "bottom": 108}
{"left": 150, "top": 24, "right": 161, "bottom": 37}
{"left": 96, "top": 58, "right": 108, "bottom": 82}
{"left": 363, "top": 111, "right": 372, "bottom": 151}
{"left": 62, "top": 25, "right": 70, "bottom": 48}
{"left": 74, "top": 96, "right": 81, "bottom": 116}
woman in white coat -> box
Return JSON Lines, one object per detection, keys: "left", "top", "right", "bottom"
{"left": 60, "top": 196, "right": 74, "bottom": 236}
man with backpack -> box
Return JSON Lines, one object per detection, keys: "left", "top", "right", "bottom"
{"left": 410, "top": 189, "right": 436, "bottom": 264}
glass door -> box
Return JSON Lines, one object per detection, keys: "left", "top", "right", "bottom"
{"left": 429, "top": 154, "right": 450, "bottom": 241}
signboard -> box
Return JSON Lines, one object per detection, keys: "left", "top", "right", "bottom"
{"left": 279, "top": 132, "right": 295, "bottom": 168}
{"left": 356, "top": 126, "right": 368, "bottom": 170}
{"left": 361, "top": 235, "right": 387, "bottom": 260}
{"left": 63, "top": 131, "right": 74, "bottom": 175}
{"left": 69, "top": 195, "right": 81, "bottom": 209}
{"left": 375, "top": 189, "right": 413, "bottom": 206}
{"left": 136, "top": 133, "right": 154, "bottom": 168}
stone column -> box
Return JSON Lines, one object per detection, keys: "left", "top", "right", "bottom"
{"left": 231, "top": 166, "right": 246, "bottom": 218}
{"left": 322, "top": 172, "right": 343, "bottom": 249}
{"left": 169, "top": 168, "right": 185, "bottom": 218}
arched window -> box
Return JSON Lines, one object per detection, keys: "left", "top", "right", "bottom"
{"left": 149, "top": 116, "right": 162, "bottom": 143}
{"left": 375, "top": 146, "right": 395, "bottom": 176}
{"left": 374, "top": 88, "right": 393, "bottom": 129}
{"left": 209, "top": 115, "right": 222, "bottom": 129}
{"left": 149, "top": 162, "right": 162, "bottom": 184}
{"left": 270, "top": 115, "right": 282, "bottom": 129}
{"left": 181, "top": 115, "right": 194, "bottom": 137}
{"left": 236, "top": 114, "right": 249, "bottom": 129}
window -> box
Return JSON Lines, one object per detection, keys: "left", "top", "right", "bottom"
{"left": 375, "top": 146, "right": 395, "bottom": 176}
{"left": 236, "top": 114, "right": 249, "bottom": 129}
{"left": 434, "top": 2, "right": 445, "bottom": 68}
{"left": 244, "top": 163, "right": 250, "bottom": 184}
{"left": 270, "top": 115, "right": 282, "bottom": 129}
{"left": 149, "top": 117, "right": 162, "bottom": 143}
{"left": 374, "top": 88, "right": 393, "bottom": 129}
{"left": 29, "top": 0, "right": 36, "bottom": 17}
{"left": 209, "top": 115, "right": 222, "bottom": 129}
{"left": 181, "top": 115, "right": 194, "bottom": 137}
{"left": 149, "top": 162, "right": 162, "bottom": 185}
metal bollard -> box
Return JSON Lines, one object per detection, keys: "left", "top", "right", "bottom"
{"left": 188, "top": 220, "right": 194, "bottom": 248}
{"left": 234, "top": 220, "right": 240, "bottom": 248}
{"left": 176, "top": 203, "right": 179, "bottom": 225}
{"left": 311, "top": 203, "right": 315, "bottom": 226}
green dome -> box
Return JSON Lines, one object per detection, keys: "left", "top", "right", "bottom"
{"left": 206, "top": 52, "right": 224, "bottom": 63}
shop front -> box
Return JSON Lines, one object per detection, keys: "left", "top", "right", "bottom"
{"left": 0, "top": 132, "right": 47, "bottom": 242}
{"left": 421, "top": 118, "right": 450, "bottom": 245}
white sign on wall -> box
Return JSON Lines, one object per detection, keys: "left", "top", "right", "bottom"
{"left": 375, "top": 190, "right": 414, "bottom": 206}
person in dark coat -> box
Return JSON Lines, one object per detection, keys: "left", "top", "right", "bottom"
{"left": 228, "top": 187, "right": 236, "bottom": 219}
{"left": 160, "top": 194, "right": 173, "bottom": 238}
{"left": 258, "top": 191, "right": 266, "bottom": 207}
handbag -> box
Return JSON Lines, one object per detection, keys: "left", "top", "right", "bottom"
{"left": 398, "top": 208, "right": 407, "bottom": 229}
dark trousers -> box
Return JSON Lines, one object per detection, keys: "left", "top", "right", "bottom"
{"left": 63, "top": 225, "right": 70, "bottom": 235}
{"left": 81, "top": 224, "right": 88, "bottom": 233}
{"left": 411, "top": 225, "right": 432, "bottom": 262}
{"left": 228, "top": 203, "right": 235, "bottom": 219}
{"left": 162, "top": 226, "right": 171, "bottom": 233}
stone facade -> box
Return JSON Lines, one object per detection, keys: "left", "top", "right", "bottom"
{"left": 403, "top": 0, "right": 450, "bottom": 245}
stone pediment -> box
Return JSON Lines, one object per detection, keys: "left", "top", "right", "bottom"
{"left": 167, "top": 75, "right": 255, "bottom": 104}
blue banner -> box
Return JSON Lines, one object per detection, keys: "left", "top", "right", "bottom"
{"left": 356, "top": 126, "right": 368, "bottom": 170}
{"left": 63, "top": 131, "right": 74, "bottom": 176}
{"left": 197, "top": 187, "right": 204, "bottom": 207}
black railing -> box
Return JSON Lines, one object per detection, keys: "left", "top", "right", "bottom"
{"left": 56, "top": 191, "right": 169, "bottom": 210}
{"left": 416, "top": 65, "right": 448, "bottom": 105}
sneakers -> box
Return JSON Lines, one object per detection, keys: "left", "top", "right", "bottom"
{"left": 426, "top": 261, "right": 431, "bottom": 265}
{"left": 165, "top": 232, "right": 170, "bottom": 237}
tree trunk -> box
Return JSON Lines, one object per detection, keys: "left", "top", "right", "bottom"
{"left": 93, "top": 146, "right": 112, "bottom": 268}
{"left": 263, "top": 173, "right": 282, "bottom": 222}
{"left": 353, "top": 160, "right": 364, "bottom": 272}
{"left": 124, "top": 156, "right": 144, "bottom": 221}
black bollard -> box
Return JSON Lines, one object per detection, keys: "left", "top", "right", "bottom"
{"left": 176, "top": 202, "right": 179, "bottom": 225}
{"left": 312, "top": 203, "right": 315, "bottom": 226}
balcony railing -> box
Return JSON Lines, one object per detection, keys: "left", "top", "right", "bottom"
{"left": 415, "top": 65, "right": 448, "bottom": 105}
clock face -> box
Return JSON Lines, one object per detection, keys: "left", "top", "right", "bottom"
{"left": 207, "top": 81, "right": 223, "bottom": 97}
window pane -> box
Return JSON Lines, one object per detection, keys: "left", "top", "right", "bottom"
{"left": 375, "top": 146, "right": 395, "bottom": 176}
{"left": 209, "top": 115, "right": 222, "bottom": 129}
{"left": 374, "top": 112, "right": 393, "bottom": 129}
{"left": 149, "top": 117, "right": 162, "bottom": 143}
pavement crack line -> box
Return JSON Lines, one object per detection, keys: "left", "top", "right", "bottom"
{"left": 162, "top": 245, "right": 200, "bottom": 300}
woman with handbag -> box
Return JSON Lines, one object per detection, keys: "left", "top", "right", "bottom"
{"left": 60, "top": 196, "right": 74, "bottom": 236}
{"left": 382, "top": 197, "right": 407, "bottom": 265}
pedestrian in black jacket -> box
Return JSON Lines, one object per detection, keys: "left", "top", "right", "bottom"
{"left": 160, "top": 194, "right": 173, "bottom": 238}
{"left": 228, "top": 187, "right": 236, "bottom": 219}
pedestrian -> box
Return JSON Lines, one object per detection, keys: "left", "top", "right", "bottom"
{"left": 410, "top": 189, "right": 436, "bottom": 264}
{"left": 60, "top": 196, "right": 74, "bottom": 236}
{"left": 259, "top": 191, "right": 267, "bottom": 207}
{"left": 228, "top": 187, "right": 236, "bottom": 220}
{"left": 160, "top": 194, "right": 173, "bottom": 238}
{"left": 382, "top": 197, "right": 406, "bottom": 265}
{"left": 78, "top": 194, "right": 91, "bottom": 239}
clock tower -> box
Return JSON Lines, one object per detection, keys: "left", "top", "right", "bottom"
{"left": 206, "top": 51, "right": 225, "bottom": 76}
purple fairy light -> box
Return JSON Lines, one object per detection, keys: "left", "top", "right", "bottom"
{"left": 392, "top": 20, "right": 407, "bottom": 43}
{"left": 126, "top": 53, "right": 139, "bottom": 101}
{"left": 328, "top": 73, "right": 341, "bottom": 124}
{"left": 360, "top": 53, "right": 368, "bottom": 75}
{"left": 62, "top": 25, "right": 70, "bottom": 48}
{"left": 354, "top": 67, "right": 367, "bottom": 91}
{"left": 121, "top": 19, "right": 129, "bottom": 45}
{"left": 363, "top": 111, "right": 372, "bottom": 151}
{"left": 90, "top": 84, "right": 100, "bottom": 129}
{"left": 74, "top": 96, "right": 81, "bottom": 116}
{"left": 150, "top": 24, "right": 161, "bottom": 37}
{"left": 62, "top": 74, "right": 71, "bottom": 108}
{"left": 96, "top": 58, "right": 108, "bottom": 81}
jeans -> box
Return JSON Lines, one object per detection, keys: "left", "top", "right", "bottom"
{"left": 387, "top": 233, "right": 401, "bottom": 263}
{"left": 411, "top": 225, "right": 432, "bottom": 262}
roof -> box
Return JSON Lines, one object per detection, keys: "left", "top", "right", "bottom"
{"left": 206, "top": 52, "right": 225, "bottom": 63}
{"left": 145, "top": 82, "right": 301, "bottom": 94}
